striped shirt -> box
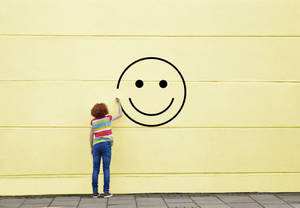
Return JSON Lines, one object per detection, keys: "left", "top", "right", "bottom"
{"left": 90, "top": 115, "right": 114, "bottom": 146}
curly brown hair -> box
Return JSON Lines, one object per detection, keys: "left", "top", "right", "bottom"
{"left": 91, "top": 103, "right": 109, "bottom": 118}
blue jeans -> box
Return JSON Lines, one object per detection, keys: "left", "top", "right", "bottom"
{"left": 92, "top": 141, "right": 111, "bottom": 194}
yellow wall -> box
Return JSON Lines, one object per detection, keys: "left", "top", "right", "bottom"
{"left": 1, "top": 0, "right": 300, "bottom": 195}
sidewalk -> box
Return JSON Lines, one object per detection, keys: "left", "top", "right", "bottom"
{"left": 1, "top": 193, "right": 300, "bottom": 208}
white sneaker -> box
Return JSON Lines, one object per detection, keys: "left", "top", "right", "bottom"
{"left": 103, "top": 192, "right": 113, "bottom": 198}
{"left": 92, "top": 193, "right": 100, "bottom": 198}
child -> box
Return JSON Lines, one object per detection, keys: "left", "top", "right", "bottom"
{"left": 89, "top": 97, "right": 122, "bottom": 198}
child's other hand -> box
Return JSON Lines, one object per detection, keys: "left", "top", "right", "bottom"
{"left": 115, "top": 97, "right": 120, "bottom": 103}
{"left": 91, "top": 148, "right": 93, "bottom": 155}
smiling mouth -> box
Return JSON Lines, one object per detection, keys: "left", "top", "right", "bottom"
{"left": 129, "top": 97, "right": 174, "bottom": 116}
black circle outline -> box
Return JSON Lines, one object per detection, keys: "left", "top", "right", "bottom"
{"left": 116, "top": 57, "right": 187, "bottom": 127}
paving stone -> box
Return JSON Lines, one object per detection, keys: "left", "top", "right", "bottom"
{"left": 1, "top": 193, "right": 300, "bottom": 208}
{"left": 109, "top": 202, "right": 136, "bottom": 206}
{"left": 137, "top": 198, "right": 164, "bottom": 201}
{"left": 250, "top": 194, "right": 286, "bottom": 204}
{"left": 108, "top": 198, "right": 136, "bottom": 205}
{"left": 78, "top": 197, "right": 107, "bottom": 207}
{"left": 145, "top": 194, "right": 163, "bottom": 198}
{"left": 290, "top": 203, "right": 300, "bottom": 208}
{"left": 0, "top": 205, "right": 21, "bottom": 208}
{"left": 50, "top": 202, "right": 79, "bottom": 206}
{"left": 137, "top": 201, "right": 165, "bottom": 204}
{"left": 167, "top": 202, "right": 198, "bottom": 208}
{"left": 164, "top": 198, "right": 193, "bottom": 203}
{"left": 0, "top": 198, "right": 25, "bottom": 208}
{"left": 250, "top": 194, "right": 278, "bottom": 200}
{"left": 50, "top": 198, "right": 80, "bottom": 207}
{"left": 199, "top": 204, "right": 231, "bottom": 208}
{"left": 109, "top": 197, "right": 135, "bottom": 201}
{"left": 23, "top": 197, "right": 53, "bottom": 204}
{"left": 135, "top": 194, "right": 151, "bottom": 198}
{"left": 276, "top": 194, "right": 300, "bottom": 203}
{"left": 19, "top": 204, "right": 50, "bottom": 208}
{"left": 263, "top": 205, "right": 292, "bottom": 208}
{"left": 138, "top": 202, "right": 166, "bottom": 207}
{"left": 137, "top": 199, "right": 165, "bottom": 205}
{"left": 111, "top": 194, "right": 135, "bottom": 199}
{"left": 216, "top": 195, "right": 255, "bottom": 203}
{"left": 0, "top": 205, "right": 18, "bottom": 208}
{"left": 137, "top": 200, "right": 164, "bottom": 204}
{"left": 108, "top": 204, "right": 136, "bottom": 208}
{"left": 135, "top": 194, "right": 162, "bottom": 198}
{"left": 79, "top": 204, "right": 107, "bottom": 208}
{"left": 138, "top": 204, "right": 167, "bottom": 208}
{"left": 189, "top": 193, "right": 215, "bottom": 197}
{"left": 49, "top": 206, "right": 77, "bottom": 208}
{"left": 79, "top": 202, "right": 107, "bottom": 206}
{"left": 191, "top": 196, "right": 224, "bottom": 204}
{"left": 137, "top": 201, "right": 165, "bottom": 205}
{"left": 80, "top": 197, "right": 107, "bottom": 204}
{"left": 229, "top": 202, "right": 263, "bottom": 208}
{"left": 108, "top": 202, "right": 137, "bottom": 206}
{"left": 163, "top": 194, "right": 190, "bottom": 198}
{"left": 53, "top": 196, "right": 81, "bottom": 201}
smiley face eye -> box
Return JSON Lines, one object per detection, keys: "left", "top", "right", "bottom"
{"left": 159, "top": 80, "right": 168, "bottom": 88}
{"left": 135, "top": 80, "right": 144, "bottom": 88}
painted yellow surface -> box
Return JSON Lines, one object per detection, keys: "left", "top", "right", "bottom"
{"left": 1, "top": 0, "right": 300, "bottom": 196}
{"left": 1, "top": 37, "right": 300, "bottom": 81}
{"left": 0, "top": 0, "right": 300, "bottom": 35}
{"left": 1, "top": 82, "right": 300, "bottom": 127}
{"left": 1, "top": 128, "right": 300, "bottom": 175}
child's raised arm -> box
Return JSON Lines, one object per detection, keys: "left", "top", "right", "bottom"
{"left": 111, "top": 97, "right": 122, "bottom": 121}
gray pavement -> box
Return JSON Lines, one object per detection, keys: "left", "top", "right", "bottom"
{"left": 1, "top": 193, "right": 300, "bottom": 208}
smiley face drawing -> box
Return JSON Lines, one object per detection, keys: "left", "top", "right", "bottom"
{"left": 117, "top": 57, "right": 187, "bottom": 127}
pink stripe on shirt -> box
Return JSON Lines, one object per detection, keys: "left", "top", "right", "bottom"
{"left": 95, "top": 129, "right": 112, "bottom": 137}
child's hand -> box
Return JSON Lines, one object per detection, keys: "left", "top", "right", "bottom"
{"left": 91, "top": 148, "right": 93, "bottom": 155}
{"left": 115, "top": 97, "right": 120, "bottom": 103}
